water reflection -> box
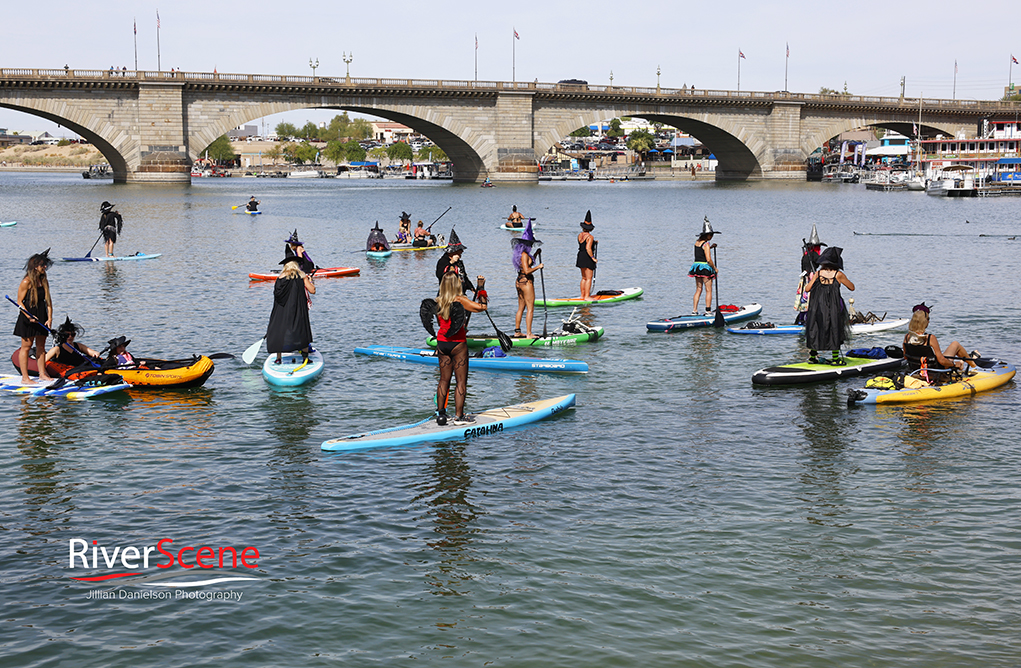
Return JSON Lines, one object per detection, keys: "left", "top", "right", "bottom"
{"left": 15, "top": 399, "right": 79, "bottom": 525}
{"left": 262, "top": 387, "right": 320, "bottom": 452}
{"left": 795, "top": 386, "right": 854, "bottom": 527}
{"left": 99, "top": 262, "right": 122, "bottom": 304}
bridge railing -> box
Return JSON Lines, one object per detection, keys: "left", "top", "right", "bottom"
{"left": 3, "top": 68, "right": 1019, "bottom": 111}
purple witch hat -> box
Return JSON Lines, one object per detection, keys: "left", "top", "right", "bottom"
{"left": 511, "top": 219, "right": 541, "bottom": 270}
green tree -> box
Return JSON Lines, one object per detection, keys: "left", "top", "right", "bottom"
{"left": 294, "top": 142, "right": 318, "bottom": 164}
{"left": 324, "top": 140, "right": 347, "bottom": 164}
{"left": 819, "top": 87, "right": 839, "bottom": 95}
{"left": 569, "top": 126, "right": 592, "bottom": 137}
{"left": 204, "top": 135, "right": 237, "bottom": 162}
{"left": 348, "top": 118, "right": 372, "bottom": 140}
{"left": 626, "top": 129, "right": 655, "bottom": 155}
{"left": 264, "top": 144, "right": 283, "bottom": 164}
{"left": 323, "top": 113, "right": 353, "bottom": 141}
{"left": 275, "top": 122, "right": 299, "bottom": 140}
{"left": 344, "top": 140, "right": 367, "bottom": 162}
{"left": 416, "top": 145, "right": 448, "bottom": 162}
{"left": 299, "top": 122, "right": 320, "bottom": 141}
{"left": 368, "top": 147, "right": 387, "bottom": 161}
{"left": 57, "top": 138, "right": 72, "bottom": 147}
{"left": 386, "top": 141, "right": 413, "bottom": 163}
{"left": 607, "top": 118, "right": 624, "bottom": 138}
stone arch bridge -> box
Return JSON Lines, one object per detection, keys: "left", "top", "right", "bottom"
{"left": 2, "top": 68, "right": 1017, "bottom": 183}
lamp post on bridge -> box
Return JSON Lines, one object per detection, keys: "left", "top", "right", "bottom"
{"left": 343, "top": 52, "right": 353, "bottom": 84}
{"left": 609, "top": 70, "right": 613, "bottom": 90}
{"left": 309, "top": 58, "right": 319, "bottom": 78}
{"left": 656, "top": 65, "right": 661, "bottom": 94}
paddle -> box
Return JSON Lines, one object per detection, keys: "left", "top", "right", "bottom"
{"left": 84, "top": 232, "right": 103, "bottom": 259}
{"left": 473, "top": 283, "right": 513, "bottom": 352}
{"left": 713, "top": 246, "right": 725, "bottom": 328}
{"left": 426, "top": 206, "right": 452, "bottom": 232}
{"left": 536, "top": 248, "right": 549, "bottom": 337}
{"left": 591, "top": 240, "right": 598, "bottom": 292}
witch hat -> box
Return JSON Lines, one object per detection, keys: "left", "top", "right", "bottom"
{"left": 580, "top": 210, "right": 594, "bottom": 231}
{"left": 807, "top": 224, "right": 827, "bottom": 247}
{"left": 699, "top": 216, "right": 720, "bottom": 236}
{"left": 446, "top": 228, "right": 466, "bottom": 254}
{"left": 285, "top": 229, "right": 303, "bottom": 245}
{"left": 817, "top": 246, "right": 844, "bottom": 270}
{"left": 100, "top": 201, "right": 114, "bottom": 211}
{"left": 512, "top": 219, "right": 542, "bottom": 248}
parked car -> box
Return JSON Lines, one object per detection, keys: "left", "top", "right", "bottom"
{"left": 558, "top": 79, "right": 588, "bottom": 86}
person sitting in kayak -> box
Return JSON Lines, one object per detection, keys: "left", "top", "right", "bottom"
{"left": 246, "top": 196, "right": 260, "bottom": 212}
{"left": 435, "top": 229, "right": 475, "bottom": 294}
{"left": 803, "top": 247, "right": 854, "bottom": 365}
{"left": 45, "top": 316, "right": 100, "bottom": 368}
{"left": 284, "top": 229, "right": 315, "bottom": 273}
{"left": 105, "top": 336, "right": 136, "bottom": 367}
{"left": 367, "top": 223, "right": 391, "bottom": 253}
{"left": 903, "top": 302, "right": 977, "bottom": 383}
{"left": 98, "top": 201, "right": 123, "bottom": 257}
{"left": 506, "top": 205, "right": 524, "bottom": 228}
{"left": 266, "top": 255, "right": 316, "bottom": 365}
{"left": 688, "top": 218, "right": 717, "bottom": 315}
{"left": 412, "top": 221, "right": 435, "bottom": 247}
{"left": 420, "top": 271, "right": 489, "bottom": 426}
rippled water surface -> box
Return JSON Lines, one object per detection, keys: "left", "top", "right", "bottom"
{"left": 1, "top": 173, "right": 1019, "bottom": 667}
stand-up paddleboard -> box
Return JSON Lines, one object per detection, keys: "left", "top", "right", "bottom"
{"left": 366, "top": 250, "right": 393, "bottom": 259}
{"left": 61, "top": 252, "right": 162, "bottom": 262}
{"left": 249, "top": 266, "right": 360, "bottom": 281}
{"left": 0, "top": 374, "right": 131, "bottom": 399}
{"left": 647, "top": 303, "right": 762, "bottom": 332}
{"left": 262, "top": 349, "right": 324, "bottom": 387}
{"left": 321, "top": 394, "right": 576, "bottom": 452}
{"left": 535, "top": 287, "right": 643, "bottom": 308}
{"left": 390, "top": 243, "right": 444, "bottom": 252}
{"left": 729, "top": 318, "right": 910, "bottom": 336}
{"left": 848, "top": 359, "right": 1015, "bottom": 405}
{"left": 235, "top": 209, "right": 262, "bottom": 215}
{"left": 428, "top": 326, "right": 603, "bottom": 349}
{"left": 499, "top": 221, "right": 537, "bottom": 231}
{"left": 355, "top": 345, "right": 589, "bottom": 373}
{"left": 1, "top": 221, "right": 17, "bottom": 227}
{"left": 752, "top": 352, "right": 904, "bottom": 385}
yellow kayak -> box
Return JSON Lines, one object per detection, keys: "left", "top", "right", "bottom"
{"left": 70, "top": 356, "right": 215, "bottom": 388}
{"left": 849, "top": 359, "right": 1015, "bottom": 405}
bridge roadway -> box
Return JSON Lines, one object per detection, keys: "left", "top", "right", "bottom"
{"left": 2, "top": 68, "right": 1018, "bottom": 183}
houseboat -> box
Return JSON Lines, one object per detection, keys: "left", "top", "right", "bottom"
{"left": 920, "top": 121, "right": 1021, "bottom": 189}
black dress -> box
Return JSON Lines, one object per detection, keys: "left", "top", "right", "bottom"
{"left": 576, "top": 238, "right": 597, "bottom": 270}
{"left": 13, "top": 287, "right": 48, "bottom": 339}
{"left": 804, "top": 273, "right": 849, "bottom": 351}
{"left": 265, "top": 277, "right": 313, "bottom": 353}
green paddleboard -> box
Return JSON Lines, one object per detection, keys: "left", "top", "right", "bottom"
{"left": 534, "top": 287, "right": 643, "bottom": 308}
{"left": 427, "top": 327, "right": 604, "bottom": 349}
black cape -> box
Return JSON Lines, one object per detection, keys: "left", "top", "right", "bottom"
{"left": 435, "top": 255, "right": 475, "bottom": 294}
{"left": 804, "top": 275, "right": 849, "bottom": 351}
{"left": 265, "top": 277, "right": 313, "bottom": 353}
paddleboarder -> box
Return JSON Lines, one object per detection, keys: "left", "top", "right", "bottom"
{"left": 903, "top": 302, "right": 978, "bottom": 381}
{"left": 576, "top": 211, "right": 598, "bottom": 301}
{"left": 13, "top": 249, "right": 54, "bottom": 383}
{"left": 265, "top": 255, "right": 316, "bottom": 365}
{"left": 412, "top": 220, "right": 436, "bottom": 247}
{"left": 436, "top": 229, "right": 475, "bottom": 294}
{"left": 689, "top": 218, "right": 718, "bottom": 315}
{"left": 512, "top": 220, "right": 543, "bottom": 338}
{"left": 246, "top": 196, "right": 260, "bottom": 212}
{"left": 284, "top": 230, "right": 315, "bottom": 273}
{"left": 98, "top": 201, "right": 123, "bottom": 257}
{"left": 803, "top": 246, "right": 854, "bottom": 364}
{"left": 795, "top": 224, "right": 826, "bottom": 325}
{"left": 506, "top": 205, "right": 524, "bottom": 229}
{"left": 421, "top": 271, "right": 489, "bottom": 426}
{"left": 45, "top": 317, "right": 100, "bottom": 367}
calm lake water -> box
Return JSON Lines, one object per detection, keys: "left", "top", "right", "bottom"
{"left": 1, "top": 172, "right": 1019, "bottom": 667}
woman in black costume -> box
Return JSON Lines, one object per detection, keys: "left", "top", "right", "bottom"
{"left": 45, "top": 317, "right": 100, "bottom": 368}
{"left": 13, "top": 249, "right": 54, "bottom": 383}
{"left": 576, "top": 210, "right": 597, "bottom": 301}
{"left": 265, "top": 255, "right": 316, "bottom": 365}
{"left": 99, "top": 201, "right": 123, "bottom": 257}
{"left": 435, "top": 229, "right": 475, "bottom": 294}
{"left": 803, "top": 246, "right": 854, "bottom": 364}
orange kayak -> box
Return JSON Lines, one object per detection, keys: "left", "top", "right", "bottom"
{"left": 69, "top": 356, "right": 215, "bottom": 388}
{"left": 249, "top": 266, "right": 359, "bottom": 281}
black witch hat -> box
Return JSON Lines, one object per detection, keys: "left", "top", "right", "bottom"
{"left": 445, "top": 228, "right": 466, "bottom": 254}
{"left": 580, "top": 210, "right": 594, "bottom": 232}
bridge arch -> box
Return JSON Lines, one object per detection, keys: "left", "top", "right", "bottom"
{"left": 801, "top": 117, "right": 963, "bottom": 157}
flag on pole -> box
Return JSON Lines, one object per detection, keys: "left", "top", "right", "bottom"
{"left": 1013, "top": 55, "right": 1019, "bottom": 65}
{"left": 157, "top": 10, "right": 160, "bottom": 29}
{"left": 955, "top": 60, "right": 958, "bottom": 74}
{"left": 786, "top": 43, "right": 789, "bottom": 58}
{"left": 514, "top": 29, "right": 520, "bottom": 40}
{"left": 475, "top": 33, "right": 478, "bottom": 50}
{"left": 739, "top": 50, "right": 746, "bottom": 59}
{"left": 134, "top": 19, "right": 137, "bottom": 34}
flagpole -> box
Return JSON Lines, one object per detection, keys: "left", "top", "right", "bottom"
{"left": 512, "top": 28, "right": 516, "bottom": 82}
{"left": 474, "top": 33, "right": 477, "bottom": 82}
{"left": 737, "top": 49, "right": 741, "bottom": 92}
{"left": 156, "top": 10, "right": 161, "bottom": 71}
{"left": 133, "top": 18, "right": 138, "bottom": 71}
{"left": 953, "top": 61, "right": 957, "bottom": 100}
{"left": 784, "top": 43, "right": 789, "bottom": 92}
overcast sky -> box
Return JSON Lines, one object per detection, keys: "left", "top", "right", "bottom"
{"left": 2, "top": 0, "right": 1019, "bottom": 136}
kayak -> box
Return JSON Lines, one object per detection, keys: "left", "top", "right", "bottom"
{"left": 61, "top": 252, "right": 162, "bottom": 262}
{"left": 243, "top": 210, "right": 262, "bottom": 215}
{"left": 262, "top": 348, "right": 324, "bottom": 387}
{"left": 752, "top": 352, "right": 905, "bottom": 386}
{"left": 499, "top": 222, "right": 537, "bottom": 231}
{"left": 647, "top": 303, "right": 763, "bottom": 332}
{"left": 427, "top": 326, "right": 604, "bottom": 349}
{"left": 69, "top": 355, "right": 216, "bottom": 388}
{"left": 9, "top": 349, "right": 75, "bottom": 378}
{"left": 535, "top": 287, "right": 643, "bottom": 308}
{"left": 366, "top": 250, "right": 393, "bottom": 259}
{"left": 728, "top": 318, "right": 910, "bottom": 336}
{"left": 0, "top": 374, "right": 131, "bottom": 399}
{"left": 354, "top": 345, "right": 589, "bottom": 373}
{"left": 321, "top": 393, "right": 576, "bottom": 452}
{"left": 249, "top": 266, "right": 360, "bottom": 281}
{"left": 848, "top": 359, "right": 1015, "bottom": 405}
{"left": 1, "top": 221, "right": 16, "bottom": 227}
{"left": 390, "top": 243, "right": 444, "bottom": 252}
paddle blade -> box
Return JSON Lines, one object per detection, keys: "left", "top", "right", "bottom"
{"left": 207, "top": 352, "right": 236, "bottom": 360}
{"left": 496, "top": 330, "right": 514, "bottom": 353}
{"left": 713, "top": 308, "right": 726, "bottom": 328}
{"left": 242, "top": 338, "right": 264, "bottom": 365}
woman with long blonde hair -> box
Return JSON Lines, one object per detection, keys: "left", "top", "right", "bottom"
{"left": 13, "top": 249, "right": 54, "bottom": 382}
{"left": 424, "top": 271, "right": 488, "bottom": 425}
{"left": 903, "top": 303, "right": 977, "bottom": 381}
{"left": 265, "top": 255, "right": 316, "bottom": 365}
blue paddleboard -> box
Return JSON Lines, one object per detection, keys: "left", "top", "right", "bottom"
{"left": 354, "top": 345, "right": 589, "bottom": 373}
{"left": 262, "top": 349, "right": 324, "bottom": 387}
{"left": 647, "top": 303, "right": 762, "bottom": 332}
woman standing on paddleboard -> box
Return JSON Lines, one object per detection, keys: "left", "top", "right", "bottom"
{"left": 421, "top": 272, "right": 488, "bottom": 426}
{"left": 13, "top": 249, "right": 54, "bottom": 383}
{"left": 265, "top": 255, "right": 316, "bottom": 365}
{"left": 689, "top": 219, "right": 718, "bottom": 315}
{"left": 512, "top": 220, "right": 543, "bottom": 338}
{"left": 435, "top": 229, "right": 475, "bottom": 294}
{"left": 803, "top": 246, "right": 854, "bottom": 364}
{"left": 576, "top": 211, "right": 597, "bottom": 301}
{"left": 99, "top": 201, "right": 123, "bottom": 257}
